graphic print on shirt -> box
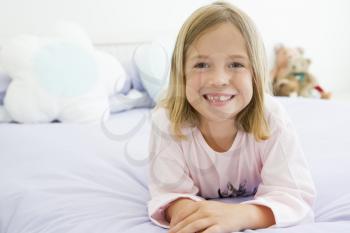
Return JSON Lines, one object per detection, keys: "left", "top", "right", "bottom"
{"left": 217, "top": 180, "right": 257, "bottom": 198}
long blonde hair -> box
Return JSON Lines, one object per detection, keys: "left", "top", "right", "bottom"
{"left": 160, "top": 1, "right": 270, "bottom": 141}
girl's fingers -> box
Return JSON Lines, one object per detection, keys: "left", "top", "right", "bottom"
{"left": 175, "top": 217, "right": 214, "bottom": 233}
{"left": 170, "top": 201, "right": 199, "bottom": 227}
{"left": 201, "top": 225, "right": 222, "bottom": 233}
{"left": 170, "top": 210, "right": 206, "bottom": 233}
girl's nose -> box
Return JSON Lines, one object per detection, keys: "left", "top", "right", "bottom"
{"left": 208, "top": 69, "right": 230, "bottom": 87}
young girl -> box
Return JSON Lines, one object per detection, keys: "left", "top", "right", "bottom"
{"left": 148, "top": 2, "right": 316, "bottom": 232}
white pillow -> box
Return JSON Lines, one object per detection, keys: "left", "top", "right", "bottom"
{"left": 0, "top": 68, "right": 10, "bottom": 94}
{"left": 95, "top": 50, "right": 129, "bottom": 97}
{"left": 0, "top": 22, "right": 128, "bottom": 123}
{"left": 133, "top": 37, "right": 175, "bottom": 104}
{"left": 0, "top": 68, "right": 10, "bottom": 105}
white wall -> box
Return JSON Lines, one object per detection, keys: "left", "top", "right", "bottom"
{"left": 0, "top": 0, "right": 349, "bottom": 98}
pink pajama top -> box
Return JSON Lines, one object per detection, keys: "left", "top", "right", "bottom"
{"left": 147, "top": 96, "right": 316, "bottom": 229}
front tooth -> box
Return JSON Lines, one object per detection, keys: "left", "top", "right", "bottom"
{"left": 219, "top": 96, "right": 227, "bottom": 101}
{"left": 206, "top": 95, "right": 230, "bottom": 101}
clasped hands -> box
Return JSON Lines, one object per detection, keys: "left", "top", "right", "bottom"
{"left": 167, "top": 198, "right": 245, "bottom": 233}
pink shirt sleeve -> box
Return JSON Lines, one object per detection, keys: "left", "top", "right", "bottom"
{"left": 242, "top": 97, "right": 317, "bottom": 227}
{"left": 147, "top": 108, "right": 204, "bottom": 228}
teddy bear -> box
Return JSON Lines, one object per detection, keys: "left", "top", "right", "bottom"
{"left": 271, "top": 44, "right": 331, "bottom": 99}
{"left": 270, "top": 44, "right": 304, "bottom": 85}
{"left": 273, "top": 56, "right": 316, "bottom": 97}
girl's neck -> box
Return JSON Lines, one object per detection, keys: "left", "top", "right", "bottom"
{"left": 199, "top": 118, "right": 238, "bottom": 153}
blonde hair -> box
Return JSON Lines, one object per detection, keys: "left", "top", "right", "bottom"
{"left": 159, "top": 1, "right": 271, "bottom": 141}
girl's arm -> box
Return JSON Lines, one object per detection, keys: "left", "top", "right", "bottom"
{"left": 239, "top": 204, "right": 275, "bottom": 230}
{"left": 148, "top": 108, "right": 204, "bottom": 228}
{"left": 165, "top": 198, "right": 195, "bottom": 225}
{"left": 241, "top": 99, "right": 317, "bottom": 228}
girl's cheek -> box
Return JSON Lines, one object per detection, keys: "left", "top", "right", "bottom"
{"left": 234, "top": 72, "right": 253, "bottom": 86}
{"left": 186, "top": 83, "right": 198, "bottom": 106}
{"left": 187, "top": 73, "right": 203, "bottom": 89}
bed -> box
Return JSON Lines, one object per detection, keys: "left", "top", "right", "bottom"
{"left": 1, "top": 43, "right": 350, "bottom": 233}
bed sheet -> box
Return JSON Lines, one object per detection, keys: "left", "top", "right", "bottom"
{"left": 1, "top": 97, "right": 350, "bottom": 233}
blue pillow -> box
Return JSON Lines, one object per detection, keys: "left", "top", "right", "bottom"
{"left": 133, "top": 38, "right": 175, "bottom": 105}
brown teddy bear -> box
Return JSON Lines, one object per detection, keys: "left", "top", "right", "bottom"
{"left": 271, "top": 44, "right": 331, "bottom": 99}
{"left": 274, "top": 56, "right": 316, "bottom": 97}
{"left": 270, "top": 44, "right": 304, "bottom": 85}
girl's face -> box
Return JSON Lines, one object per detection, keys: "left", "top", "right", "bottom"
{"left": 185, "top": 22, "right": 253, "bottom": 123}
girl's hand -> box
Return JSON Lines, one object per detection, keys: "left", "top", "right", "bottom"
{"left": 168, "top": 200, "right": 244, "bottom": 233}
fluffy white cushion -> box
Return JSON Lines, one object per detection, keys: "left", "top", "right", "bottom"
{"left": 0, "top": 68, "right": 10, "bottom": 94}
{"left": 0, "top": 22, "right": 128, "bottom": 123}
{"left": 0, "top": 68, "right": 10, "bottom": 106}
{"left": 133, "top": 37, "right": 175, "bottom": 104}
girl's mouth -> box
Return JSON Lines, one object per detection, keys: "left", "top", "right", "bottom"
{"left": 203, "top": 93, "right": 235, "bottom": 106}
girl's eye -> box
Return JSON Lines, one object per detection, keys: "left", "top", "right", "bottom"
{"left": 194, "top": 62, "right": 209, "bottom": 69}
{"left": 229, "top": 62, "right": 244, "bottom": 68}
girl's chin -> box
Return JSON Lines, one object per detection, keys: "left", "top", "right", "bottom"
{"left": 200, "top": 108, "right": 238, "bottom": 122}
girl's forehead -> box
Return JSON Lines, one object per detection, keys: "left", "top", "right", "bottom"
{"left": 186, "top": 22, "right": 248, "bottom": 60}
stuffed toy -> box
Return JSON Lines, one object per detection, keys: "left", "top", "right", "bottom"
{"left": 0, "top": 22, "right": 132, "bottom": 123}
{"left": 271, "top": 44, "right": 331, "bottom": 99}
{"left": 273, "top": 56, "right": 315, "bottom": 97}
{"left": 270, "top": 44, "right": 304, "bottom": 84}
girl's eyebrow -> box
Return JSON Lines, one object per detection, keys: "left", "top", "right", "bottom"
{"left": 188, "top": 54, "right": 209, "bottom": 60}
{"left": 228, "top": 54, "right": 248, "bottom": 60}
{"left": 188, "top": 54, "right": 248, "bottom": 60}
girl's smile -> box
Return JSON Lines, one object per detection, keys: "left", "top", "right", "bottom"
{"left": 202, "top": 92, "right": 236, "bottom": 107}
